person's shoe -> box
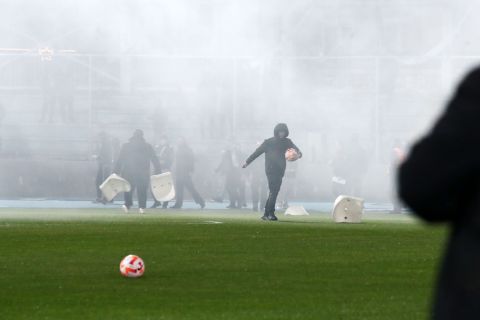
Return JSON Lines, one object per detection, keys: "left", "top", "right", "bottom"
{"left": 268, "top": 214, "right": 278, "bottom": 221}
{"left": 169, "top": 205, "right": 181, "bottom": 209}
{"left": 150, "top": 203, "right": 158, "bottom": 209}
{"left": 261, "top": 215, "right": 269, "bottom": 221}
{"left": 139, "top": 208, "right": 145, "bottom": 214}
{"left": 122, "top": 205, "right": 130, "bottom": 213}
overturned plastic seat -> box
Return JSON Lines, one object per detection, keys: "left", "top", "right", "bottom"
{"left": 332, "top": 195, "right": 364, "bottom": 223}
{"left": 99, "top": 174, "right": 131, "bottom": 202}
{"left": 284, "top": 206, "right": 309, "bottom": 216}
{"left": 150, "top": 172, "right": 176, "bottom": 202}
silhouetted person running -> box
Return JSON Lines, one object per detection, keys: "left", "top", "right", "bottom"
{"left": 216, "top": 150, "right": 242, "bottom": 209}
{"left": 242, "top": 123, "right": 302, "bottom": 221}
{"left": 170, "top": 138, "right": 205, "bottom": 209}
{"left": 151, "top": 135, "right": 175, "bottom": 209}
{"left": 399, "top": 68, "right": 480, "bottom": 320}
{"left": 114, "top": 129, "right": 161, "bottom": 214}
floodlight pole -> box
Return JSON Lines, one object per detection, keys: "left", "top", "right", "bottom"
{"left": 232, "top": 58, "right": 238, "bottom": 137}
{"left": 374, "top": 57, "right": 380, "bottom": 161}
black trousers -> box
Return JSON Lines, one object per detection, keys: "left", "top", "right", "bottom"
{"left": 264, "top": 174, "right": 283, "bottom": 216}
{"left": 124, "top": 176, "right": 149, "bottom": 209}
{"left": 173, "top": 174, "right": 205, "bottom": 208}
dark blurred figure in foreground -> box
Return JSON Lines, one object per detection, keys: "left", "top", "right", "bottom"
{"left": 399, "top": 68, "right": 480, "bottom": 320}
{"left": 170, "top": 138, "right": 205, "bottom": 209}
{"left": 114, "top": 129, "right": 161, "bottom": 214}
{"left": 150, "top": 135, "right": 175, "bottom": 209}
{"left": 243, "top": 123, "right": 302, "bottom": 221}
{"left": 94, "top": 132, "right": 113, "bottom": 203}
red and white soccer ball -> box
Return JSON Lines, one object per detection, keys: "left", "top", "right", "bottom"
{"left": 285, "top": 148, "right": 299, "bottom": 162}
{"left": 120, "top": 255, "right": 145, "bottom": 278}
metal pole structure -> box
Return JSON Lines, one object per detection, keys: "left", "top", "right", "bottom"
{"left": 374, "top": 57, "right": 380, "bottom": 161}
{"left": 232, "top": 58, "right": 238, "bottom": 138}
{"left": 88, "top": 55, "right": 94, "bottom": 155}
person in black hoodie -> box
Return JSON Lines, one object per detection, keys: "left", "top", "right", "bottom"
{"left": 398, "top": 67, "right": 480, "bottom": 320}
{"left": 114, "top": 129, "right": 161, "bottom": 213}
{"left": 170, "top": 138, "right": 205, "bottom": 209}
{"left": 242, "top": 123, "right": 302, "bottom": 221}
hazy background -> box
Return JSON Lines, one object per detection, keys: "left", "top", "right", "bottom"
{"left": 0, "top": 0, "right": 477, "bottom": 202}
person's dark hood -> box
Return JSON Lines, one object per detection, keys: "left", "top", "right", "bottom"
{"left": 274, "top": 123, "right": 289, "bottom": 138}
{"left": 129, "top": 129, "right": 145, "bottom": 143}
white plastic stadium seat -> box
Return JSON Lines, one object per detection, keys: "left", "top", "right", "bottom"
{"left": 99, "top": 174, "right": 131, "bottom": 202}
{"left": 150, "top": 172, "right": 175, "bottom": 202}
{"left": 284, "top": 206, "right": 309, "bottom": 216}
{"left": 332, "top": 195, "right": 364, "bottom": 223}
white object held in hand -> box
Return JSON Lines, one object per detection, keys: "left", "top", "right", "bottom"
{"left": 285, "top": 148, "right": 299, "bottom": 161}
{"left": 150, "top": 172, "right": 176, "bottom": 202}
{"left": 99, "top": 173, "right": 131, "bottom": 202}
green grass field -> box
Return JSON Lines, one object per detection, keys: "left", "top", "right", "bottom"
{"left": 0, "top": 208, "right": 446, "bottom": 320}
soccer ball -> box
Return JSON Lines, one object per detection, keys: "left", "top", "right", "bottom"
{"left": 120, "top": 255, "right": 145, "bottom": 278}
{"left": 285, "top": 148, "right": 299, "bottom": 161}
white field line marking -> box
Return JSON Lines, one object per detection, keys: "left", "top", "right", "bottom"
{"left": 187, "top": 220, "right": 224, "bottom": 225}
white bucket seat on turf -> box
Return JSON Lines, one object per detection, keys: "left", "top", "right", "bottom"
{"left": 99, "top": 174, "right": 131, "bottom": 202}
{"left": 332, "top": 195, "right": 364, "bottom": 223}
{"left": 284, "top": 206, "right": 309, "bottom": 216}
{"left": 150, "top": 172, "right": 175, "bottom": 202}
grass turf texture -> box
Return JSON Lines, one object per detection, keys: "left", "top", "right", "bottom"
{"left": 0, "top": 209, "right": 446, "bottom": 320}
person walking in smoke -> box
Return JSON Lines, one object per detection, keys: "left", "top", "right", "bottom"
{"left": 93, "top": 131, "right": 113, "bottom": 203}
{"left": 216, "top": 150, "right": 242, "bottom": 209}
{"left": 170, "top": 137, "right": 205, "bottom": 209}
{"left": 232, "top": 144, "right": 247, "bottom": 207}
{"left": 242, "top": 123, "right": 302, "bottom": 221}
{"left": 150, "top": 135, "right": 175, "bottom": 209}
{"left": 114, "top": 129, "right": 161, "bottom": 214}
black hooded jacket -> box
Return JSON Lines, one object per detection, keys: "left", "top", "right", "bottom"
{"left": 245, "top": 123, "right": 302, "bottom": 177}
{"left": 114, "top": 135, "right": 161, "bottom": 181}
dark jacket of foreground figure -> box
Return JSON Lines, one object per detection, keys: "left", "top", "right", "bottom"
{"left": 114, "top": 135, "right": 161, "bottom": 181}
{"left": 398, "top": 67, "right": 480, "bottom": 320}
{"left": 245, "top": 123, "right": 301, "bottom": 177}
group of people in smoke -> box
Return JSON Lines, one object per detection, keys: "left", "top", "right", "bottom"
{"left": 95, "top": 123, "right": 302, "bottom": 221}
{"left": 95, "top": 130, "right": 206, "bottom": 213}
